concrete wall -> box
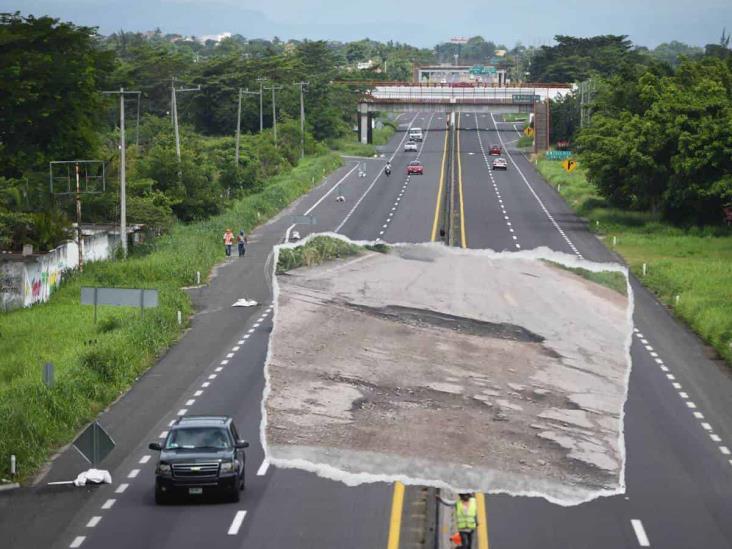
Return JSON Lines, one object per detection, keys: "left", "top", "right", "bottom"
{"left": 0, "top": 231, "right": 122, "bottom": 311}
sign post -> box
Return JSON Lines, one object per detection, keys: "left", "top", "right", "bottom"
{"left": 73, "top": 422, "right": 115, "bottom": 465}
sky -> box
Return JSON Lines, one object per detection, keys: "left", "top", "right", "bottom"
{"left": 4, "top": 0, "right": 731, "bottom": 48}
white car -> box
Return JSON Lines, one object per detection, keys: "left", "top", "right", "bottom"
{"left": 408, "top": 128, "right": 423, "bottom": 142}
{"left": 289, "top": 230, "right": 301, "bottom": 242}
{"left": 492, "top": 158, "right": 508, "bottom": 170}
{"left": 404, "top": 141, "right": 418, "bottom": 152}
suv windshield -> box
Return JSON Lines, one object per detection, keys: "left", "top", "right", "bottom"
{"left": 165, "top": 427, "right": 232, "bottom": 450}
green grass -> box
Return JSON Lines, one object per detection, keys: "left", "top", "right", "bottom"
{"left": 328, "top": 118, "right": 396, "bottom": 157}
{"left": 504, "top": 113, "right": 530, "bottom": 122}
{"left": 0, "top": 152, "right": 342, "bottom": 481}
{"left": 277, "top": 236, "right": 363, "bottom": 273}
{"left": 536, "top": 156, "right": 732, "bottom": 364}
{"left": 542, "top": 260, "right": 628, "bottom": 296}
{"left": 517, "top": 136, "right": 534, "bottom": 148}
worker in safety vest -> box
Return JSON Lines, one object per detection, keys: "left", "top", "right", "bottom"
{"left": 437, "top": 492, "right": 478, "bottom": 548}
{"left": 223, "top": 228, "right": 234, "bottom": 257}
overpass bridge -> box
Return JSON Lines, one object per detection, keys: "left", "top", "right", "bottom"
{"left": 352, "top": 81, "right": 573, "bottom": 146}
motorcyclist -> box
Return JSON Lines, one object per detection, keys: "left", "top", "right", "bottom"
{"left": 384, "top": 161, "right": 392, "bottom": 176}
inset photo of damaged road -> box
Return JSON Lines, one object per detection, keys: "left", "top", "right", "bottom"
{"left": 3, "top": 6, "right": 732, "bottom": 549}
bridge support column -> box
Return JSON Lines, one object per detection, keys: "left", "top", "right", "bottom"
{"left": 358, "top": 103, "right": 370, "bottom": 144}
{"left": 533, "top": 100, "right": 550, "bottom": 153}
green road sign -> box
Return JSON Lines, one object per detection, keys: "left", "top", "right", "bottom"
{"left": 73, "top": 422, "right": 115, "bottom": 465}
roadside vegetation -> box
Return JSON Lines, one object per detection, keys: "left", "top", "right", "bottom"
{"left": 542, "top": 260, "right": 628, "bottom": 296}
{"left": 277, "top": 235, "right": 362, "bottom": 273}
{"left": 537, "top": 158, "right": 732, "bottom": 363}
{"left": 503, "top": 113, "right": 529, "bottom": 122}
{"left": 0, "top": 153, "right": 340, "bottom": 480}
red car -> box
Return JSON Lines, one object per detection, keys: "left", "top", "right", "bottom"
{"left": 407, "top": 160, "right": 424, "bottom": 175}
{"left": 489, "top": 145, "right": 502, "bottom": 155}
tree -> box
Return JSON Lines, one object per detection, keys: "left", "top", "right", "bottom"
{"left": 0, "top": 13, "right": 114, "bottom": 177}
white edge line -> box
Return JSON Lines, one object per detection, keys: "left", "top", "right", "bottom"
{"left": 630, "top": 519, "right": 650, "bottom": 547}
{"left": 227, "top": 510, "right": 248, "bottom": 535}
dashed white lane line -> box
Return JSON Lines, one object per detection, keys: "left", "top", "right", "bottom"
{"left": 202, "top": 381, "right": 210, "bottom": 388}
{"left": 138, "top": 455, "right": 150, "bottom": 464}
{"left": 208, "top": 374, "right": 217, "bottom": 380}
{"left": 237, "top": 340, "right": 245, "bottom": 345}
{"left": 631, "top": 519, "right": 651, "bottom": 546}
{"left": 127, "top": 469, "right": 140, "bottom": 479}
{"left": 215, "top": 367, "right": 223, "bottom": 372}
{"left": 243, "top": 334, "right": 250, "bottom": 339}
{"left": 101, "top": 498, "right": 116, "bottom": 509}
{"left": 635, "top": 330, "right": 732, "bottom": 466}
{"left": 227, "top": 510, "right": 248, "bottom": 535}
{"left": 226, "top": 352, "right": 234, "bottom": 358}
{"left": 186, "top": 398, "right": 196, "bottom": 405}
{"left": 159, "top": 430, "right": 168, "bottom": 438}
{"left": 177, "top": 408, "right": 187, "bottom": 416}
{"left": 247, "top": 328, "right": 255, "bottom": 334}
{"left": 115, "top": 483, "right": 129, "bottom": 494}
{"left": 194, "top": 390, "right": 203, "bottom": 397}
{"left": 86, "top": 516, "right": 102, "bottom": 528}
{"left": 221, "top": 359, "right": 229, "bottom": 365}
{"left": 257, "top": 460, "right": 270, "bottom": 476}
{"left": 70, "top": 536, "right": 85, "bottom": 548}
{"left": 253, "top": 323, "right": 260, "bottom": 328}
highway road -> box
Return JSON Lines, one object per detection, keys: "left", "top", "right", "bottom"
{"left": 2, "top": 109, "right": 731, "bottom": 548}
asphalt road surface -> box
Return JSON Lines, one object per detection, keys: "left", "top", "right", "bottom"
{"left": 1, "top": 109, "right": 731, "bottom": 548}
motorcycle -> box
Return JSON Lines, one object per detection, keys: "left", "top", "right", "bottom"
{"left": 384, "top": 164, "right": 392, "bottom": 177}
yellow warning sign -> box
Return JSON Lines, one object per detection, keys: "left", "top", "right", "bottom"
{"left": 562, "top": 158, "right": 578, "bottom": 173}
{"left": 524, "top": 126, "right": 534, "bottom": 137}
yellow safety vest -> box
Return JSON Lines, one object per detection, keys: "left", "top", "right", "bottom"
{"left": 455, "top": 498, "right": 477, "bottom": 530}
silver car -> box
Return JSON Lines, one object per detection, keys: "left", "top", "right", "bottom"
{"left": 404, "top": 141, "right": 418, "bottom": 152}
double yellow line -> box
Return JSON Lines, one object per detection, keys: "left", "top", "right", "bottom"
{"left": 430, "top": 114, "right": 467, "bottom": 248}
{"left": 391, "top": 114, "right": 488, "bottom": 549}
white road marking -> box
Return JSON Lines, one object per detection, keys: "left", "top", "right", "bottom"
{"left": 233, "top": 345, "right": 241, "bottom": 351}
{"left": 721, "top": 446, "right": 731, "bottom": 455}
{"left": 226, "top": 353, "right": 234, "bottom": 358}
{"left": 86, "top": 516, "right": 102, "bottom": 528}
{"left": 202, "top": 382, "right": 210, "bottom": 388}
{"left": 127, "top": 469, "right": 140, "bottom": 479}
{"left": 168, "top": 419, "right": 175, "bottom": 426}
{"left": 672, "top": 382, "right": 681, "bottom": 389}
{"left": 237, "top": 340, "right": 245, "bottom": 345}
{"left": 139, "top": 455, "right": 151, "bottom": 464}
{"left": 194, "top": 390, "right": 203, "bottom": 397}
{"left": 177, "top": 408, "right": 187, "bottom": 416}
{"left": 660, "top": 365, "right": 669, "bottom": 372}
{"left": 220, "top": 359, "right": 229, "bottom": 365}
{"left": 701, "top": 422, "right": 712, "bottom": 431}
{"left": 694, "top": 411, "right": 704, "bottom": 419}
{"left": 70, "top": 536, "right": 85, "bottom": 548}
{"left": 101, "top": 498, "right": 116, "bottom": 509}
{"left": 227, "top": 510, "right": 248, "bottom": 535}
{"left": 630, "top": 519, "right": 650, "bottom": 546}
{"left": 257, "top": 461, "right": 270, "bottom": 476}
{"left": 654, "top": 358, "right": 663, "bottom": 364}
{"left": 159, "top": 430, "right": 168, "bottom": 438}
{"left": 247, "top": 328, "right": 255, "bottom": 334}
{"left": 253, "top": 323, "right": 260, "bottom": 328}
{"left": 243, "top": 334, "right": 250, "bottom": 339}
{"left": 666, "top": 374, "right": 675, "bottom": 380}
{"left": 678, "top": 392, "right": 689, "bottom": 399}
{"left": 115, "top": 483, "right": 129, "bottom": 494}
{"left": 215, "top": 367, "right": 223, "bottom": 372}
{"left": 208, "top": 374, "right": 217, "bottom": 380}
{"left": 186, "top": 399, "right": 196, "bottom": 405}
{"left": 686, "top": 401, "right": 697, "bottom": 409}
{"left": 710, "top": 434, "right": 721, "bottom": 442}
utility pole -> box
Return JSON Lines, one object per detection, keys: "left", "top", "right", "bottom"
{"left": 264, "top": 85, "right": 283, "bottom": 146}
{"left": 256, "top": 77, "right": 267, "bottom": 133}
{"left": 103, "top": 87, "right": 141, "bottom": 257}
{"left": 235, "top": 88, "right": 262, "bottom": 166}
{"left": 295, "top": 82, "right": 308, "bottom": 159}
{"left": 171, "top": 77, "right": 201, "bottom": 162}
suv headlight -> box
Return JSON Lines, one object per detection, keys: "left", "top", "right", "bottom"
{"left": 157, "top": 463, "right": 171, "bottom": 475}
{"left": 219, "top": 460, "right": 236, "bottom": 473}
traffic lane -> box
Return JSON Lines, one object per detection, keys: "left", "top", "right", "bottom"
{"left": 486, "top": 337, "right": 732, "bottom": 549}
{"left": 480, "top": 113, "right": 578, "bottom": 256}
{"left": 56, "top": 310, "right": 275, "bottom": 549}
{"left": 384, "top": 112, "right": 449, "bottom": 243}
{"left": 457, "top": 114, "right": 516, "bottom": 252}
{"left": 341, "top": 111, "right": 440, "bottom": 242}
{"left": 239, "top": 468, "right": 391, "bottom": 549}
{"left": 289, "top": 112, "right": 421, "bottom": 241}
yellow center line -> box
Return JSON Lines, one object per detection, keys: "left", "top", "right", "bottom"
{"left": 476, "top": 492, "right": 490, "bottom": 549}
{"left": 457, "top": 113, "right": 467, "bottom": 248}
{"left": 430, "top": 126, "right": 450, "bottom": 241}
{"left": 386, "top": 481, "right": 405, "bottom": 549}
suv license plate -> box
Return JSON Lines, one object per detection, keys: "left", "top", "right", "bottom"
{"left": 188, "top": 488, "right": 203, "bottom": 495}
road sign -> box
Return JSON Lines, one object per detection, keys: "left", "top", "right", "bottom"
{"left": 546, "top": 150, "right": 572, "bottom": 160}
{"left": 81, "top": 287, "right": 159, "bottom": 322}
{"left": 290, "top": 215, "right": 317, "bottom": 225}
{"left": 562, "top": 159, "right": 578, "bottom": 173}
{"left": 73, "top": 422, "right": 115, "bottom": 465}
{"left": 524, "top": 127, "right": 535, "bottom": 137}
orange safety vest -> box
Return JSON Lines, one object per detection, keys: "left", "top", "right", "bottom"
{"left": 223, "top": 232, "right": 233, "bottom": 245}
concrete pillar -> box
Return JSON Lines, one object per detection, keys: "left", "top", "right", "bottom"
{"left": 358, "top": 103, "right": 369, "bottom": 144}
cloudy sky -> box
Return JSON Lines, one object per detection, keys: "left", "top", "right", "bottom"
{"left": 5, "top": 0, "right": 730, "bottom": 48}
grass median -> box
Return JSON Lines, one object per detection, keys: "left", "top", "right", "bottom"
{"left": 0, "top": 152, "right": 342, "bottom": 481}
{"left": 536, "top": 157, "right": 732, "bottom": 364}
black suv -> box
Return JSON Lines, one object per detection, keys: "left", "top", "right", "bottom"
{"left": 149, "top": 416, "right": 249, "bottom": 504}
